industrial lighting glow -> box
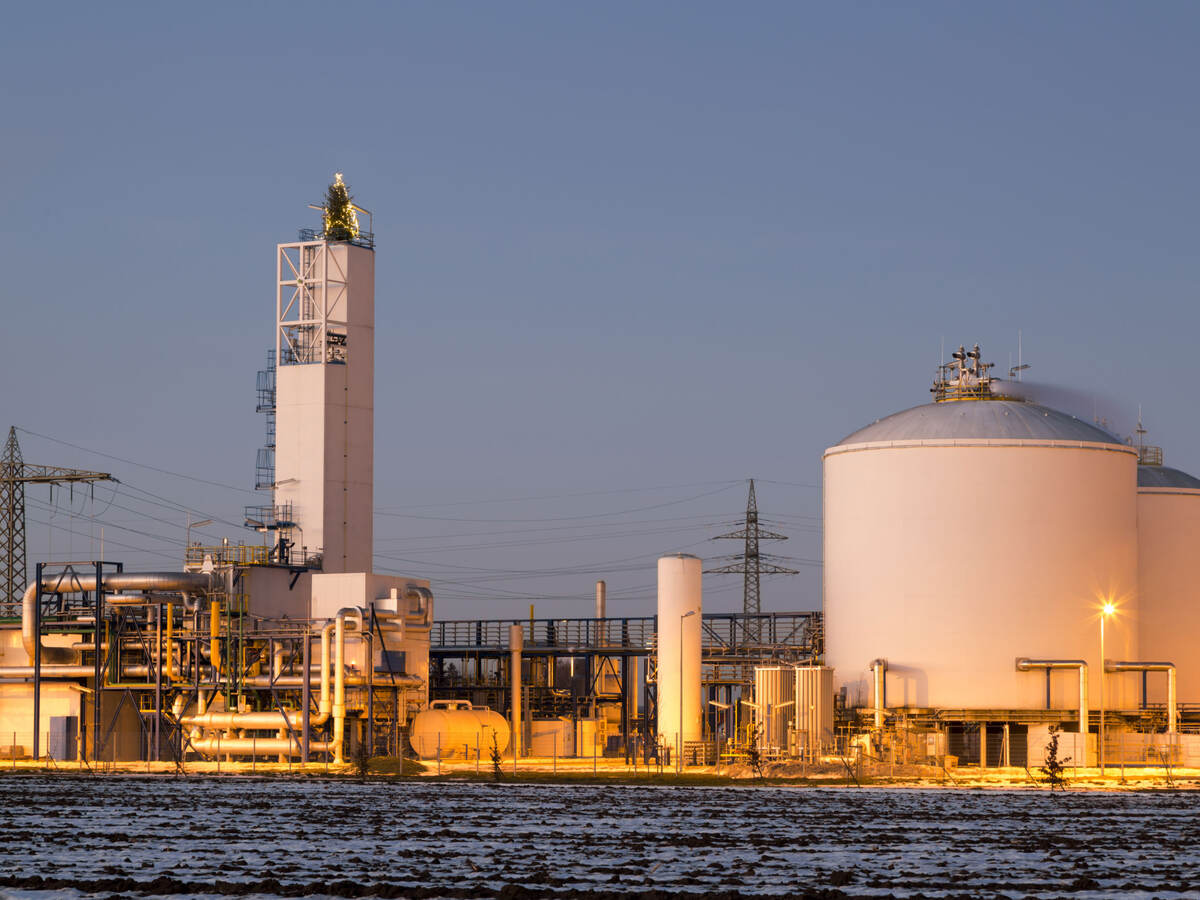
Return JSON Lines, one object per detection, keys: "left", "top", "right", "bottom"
{"left": 1102, "top": 601, "right": 1116, "bottom": 617}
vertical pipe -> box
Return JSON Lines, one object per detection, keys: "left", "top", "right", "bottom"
{"left": 871, "top": 659, "right": 886, "bottom": 728}
{"left": 366, "top": 630, "right": 374, "bottom": 759}
{"left": 209, "top": 599, "right": 221, "bottom": 676}
{"left": 301, "top": 628, "right": 311, "bottom": 764}
{"left": 333, "top": 613, "right": 346, "bottom": 764}
{"left": 1168, "top": 667, "right": 1177, "bottom": 735}
{"left": 1078, "top": 664, "right": 1089, "bottom": 743}
{"left": 153, "top": 603, "right": 162, "bottom": 762}
{"left": 509, "top": 623, "right": 523, "bottom": 758}
{"left": 620, "top": 654, "right": 630, "bottom": 764}
{"left": 979, "top": 723, "right": 987, "bottom": 768}
{"left": 93, "top": 561, "right": 103, "bottom": 762}
{"left": 32, "top": 563, "right": 42, "bottom": 761}
{"left": 595, "top": 580, "right": 606, "bottom": 645}
{"left": 165, "top": 598, "right": 174, "bottom": 683}
{"left": 1099, "top": 616, "right": 1106, "bottom": 774}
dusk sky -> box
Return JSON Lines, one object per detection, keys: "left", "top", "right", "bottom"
{"left": 4, "top": 3, "right": 1198, "bottom": 618}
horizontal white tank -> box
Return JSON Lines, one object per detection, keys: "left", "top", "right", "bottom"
{"left": 409, "top": 701, "right": 510, "bottom": 760}
{"left": 825, "top": 400, "right": 1140, "bottom": 713}
{"left": 657, "top": 554, "right": 702, "bottom": 751}
{"left": 1137, "top": 465, "right": 1200, "bottom": 703}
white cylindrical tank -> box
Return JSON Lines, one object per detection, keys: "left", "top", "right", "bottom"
{"left": 824, "top": 399, "right": 1139, "bottom": 713}
{"left": 409, "top": 701, "right": 511, "bottom": 760}
{"left": 754, "top": 666, "right": 795, "bottom": 755}
{"left": 1137, "top": 464, "right": 1200, "bottom": 703}
{"left": 794, "top": 666, "right": 834, "bottom": 756}
{"left": 657, "top": 553, "right": 702, "bottom": 751}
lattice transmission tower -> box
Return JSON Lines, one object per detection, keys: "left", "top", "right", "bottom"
{"left": 705, "top": 479, "right": 798, "bottom": 637}
{"left": 1, "top": 427, "right": 115, "bottom": 616}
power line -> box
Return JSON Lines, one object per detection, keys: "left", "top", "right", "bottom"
{"left": 373, "top": 483, "right": 743, "bottom": 523}
{"left": 16, "top": 427, "right": 259, "bottom": 496}
{"left": 375, "top": 478, "right": 743, "bottom": 512}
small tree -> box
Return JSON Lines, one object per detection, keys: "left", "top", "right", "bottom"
{"left": 1040, "top": 726, "right": 1071, "bottom": 791}
{"left": 490, "top": 731, "right": 503, "bottom": 782}
{"left": 352, "top": 737, "right": 371, "bottom": 781}
{"left": 323, "top": 173, "right": 360, "bottom": 242}
{"left": 746, "top": 723, "right": 766, "bottom": 781}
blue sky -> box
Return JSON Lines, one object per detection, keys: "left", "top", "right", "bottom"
{"left": 3, "top": 3, "right": 1198, "bottom": 617}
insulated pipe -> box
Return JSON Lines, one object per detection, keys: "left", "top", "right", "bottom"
{"left": 1016, "top": 658, "right": 1089, "bottom": 731}
{"left": 182, "top": 710, "right": 304, "bottom": 730}
{"left": 190, "top": 736, "right": 334, "bottom": 756}
{"left": 331, "top": 607, "right": 361, "bottom": 765}
{"left": 209, "top": 599, "right": 222, "bottom": 676}
{"left": 870, "top": 659, "right": 887, "bottom": 728}
{"left": 21, "top": 572, "right": 212, "bottom": 664}
{"left": 596, "top": 580, "right": 607, "bottom": 647}
{"left": 0, "top": 666, "right": 96, "bottom": 678}
{"left": 1106, "top": 661, "right": 1177, "bottom": 733}
{"left": 403, "top": 586, "right": 434, "bottom": 628}
{"left": 165, "top": 601, "right": 175, "bottom": 683}
{"left": 510, "top": 623, "right": 523, "bottom": 758}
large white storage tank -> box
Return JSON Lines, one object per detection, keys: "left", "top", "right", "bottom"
{"left": 656, "top": 554, "right": 702, "bottom": 752}
{"left": 824, "top": 356, "right": 1139, "bottom": 714}
{"left": 1137, "top": 461, "right": 1200, "bottom": 704}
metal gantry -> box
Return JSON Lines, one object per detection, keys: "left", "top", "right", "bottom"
{"left": 1, "top": 427, "right": 115, "bottom": 617}
{"left": 428, "top": 610, "right": 823, "bottom": 759}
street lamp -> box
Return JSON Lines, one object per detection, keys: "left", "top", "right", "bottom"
{"left": 1099, "top": 600, "right": 1116, "bottom": 775}
{"left": 186, "top": 516, "right": 213, "bottom": 559}
{"left": 679, "top": 609, "right": 696, "bottom": 773}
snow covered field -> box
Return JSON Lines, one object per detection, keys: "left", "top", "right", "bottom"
{"left": 1, "top": 776, "right": 1198, "bottom": 898}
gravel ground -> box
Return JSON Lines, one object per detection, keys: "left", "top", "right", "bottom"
{"left": 1, "top": 775, "right": 1198, "bottom": 898}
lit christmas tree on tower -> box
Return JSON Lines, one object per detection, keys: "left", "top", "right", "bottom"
{"left": 322, "top": 173, "right": 359, "bottom": 242}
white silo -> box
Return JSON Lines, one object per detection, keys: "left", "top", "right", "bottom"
{"left": 824, "top": 347, "right": 1140, "bottom": 719}
{"left": 657, "top": 554, "right": 702, "bottom": 754}
{"left": 1137, "top": 459, "right": 1200, "bottom": 704}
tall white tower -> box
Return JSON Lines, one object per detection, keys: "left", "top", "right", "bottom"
{"left": 271, "top": 180, "right": 374, "bottom": 573}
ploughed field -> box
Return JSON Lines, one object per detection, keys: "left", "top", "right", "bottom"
{"left": 1, "top": 776, "right": 1198, "bottom": 898}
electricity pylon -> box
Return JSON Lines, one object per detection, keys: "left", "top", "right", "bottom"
{"left": 1, "top": 427, "right": 115, "bottom": 616}
{"left": 705, "top": 479, "right": 798, "bottom": 642}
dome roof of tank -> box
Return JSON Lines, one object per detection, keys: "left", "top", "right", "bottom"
{"left": 1138, "top": 465, "right": 1200, "bottom": 490}
{"left": 836, "top": 400, "right": 1123, "bottom": 446}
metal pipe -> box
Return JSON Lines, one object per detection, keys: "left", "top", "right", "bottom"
{"left": 870, "top": 658, "right": 887, "bottom": 728}
{"left": 190, "top": 736, "right": 333, "bottom": 755}
{"left": 0, "top": 666, "right": 96, "bottom": 678}
{"left": 398, "top": 585, "right": 433, "bottom": 628}
{"left": 1105, "top": 661, "right": 1177, "bottom": 733}
{"left": 334, "top": 613, "right": 346, "bottom": 764}
{"left": 1015, "top": 658, "right": 1089, "bottom": 733}
{"left": 510, "top": 623, "right": 523, "bottom": 758}
{"left": 182, "top": 710, "right": 308, "bottom": 730}
{"left": 209, "top": 599, "right": 221, "bottom": 676}
{"left": 21, "top": 572, "right": 212, "bottom": 664}
{"left": 329, "top": 608, "right": 360, "bottom": 764}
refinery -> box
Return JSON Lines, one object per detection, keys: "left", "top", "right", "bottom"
{"left": 2, "top": 179, "right": 1196, "bottom": 776}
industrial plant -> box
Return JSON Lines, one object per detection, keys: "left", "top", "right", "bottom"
{"left": 0, "top": 181, "right": 1195, "bottom": 773}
